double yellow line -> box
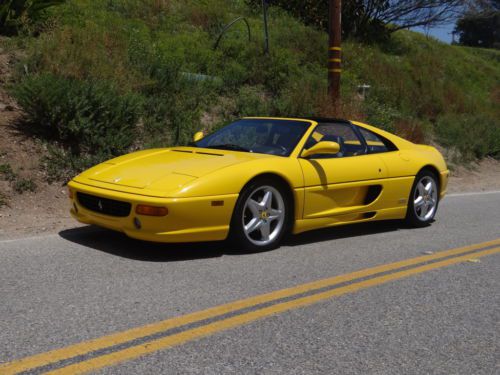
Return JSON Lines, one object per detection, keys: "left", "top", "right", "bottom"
{"left": 2, "top": 239, "right": 499, "bottom": 374}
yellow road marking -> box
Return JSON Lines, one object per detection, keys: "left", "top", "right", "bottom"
{"left": 1, "top": 239, "right": 499, "bottom": 374}
{"left": 329, "top": 68, "right": 342, "bottom": 73}
{"left": 45, "top": 246, "right": 500, "bottom": 375}
{"left": 329, "top": 47, "right": 342, "bottom": 51}
{"left": 329, "top": 58, "right": 342, "bottom": 63}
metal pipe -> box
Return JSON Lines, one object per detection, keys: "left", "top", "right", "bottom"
{"left": 262, "top": 0, "right": 270, "bottom": 54}
{"left": 213, "top": 17, "right": 251, "bottom": 51}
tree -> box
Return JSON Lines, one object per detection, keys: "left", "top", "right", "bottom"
{"left": 454, "top": 0, "right": 499, "bottom": 48}
{"left": 365, "top": 0, "right": 464, "bottom": 32}
{"left": 246, "top": 0, "right": 466, "bottom": 41}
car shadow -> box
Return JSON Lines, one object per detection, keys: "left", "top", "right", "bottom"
{"left": 58, "top": 226, "right": 228, "bottom": 262}
{"left": 59, "top": 220, "right": 408, "bottom": 262}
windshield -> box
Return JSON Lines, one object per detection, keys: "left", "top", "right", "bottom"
{"left": 194, "top": 119, "right": 311, "bottom": 156}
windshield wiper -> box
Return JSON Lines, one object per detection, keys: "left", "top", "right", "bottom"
{"left": 207, "top": 144, "right": 251, "bottom": 152}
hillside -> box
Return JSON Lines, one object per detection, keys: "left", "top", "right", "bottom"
{"left": 0, "top": 0, "right": 499, "bottom": 236}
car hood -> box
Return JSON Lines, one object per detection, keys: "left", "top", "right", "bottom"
{"left": 74, "top": 147, "right": 270, "bottom": 196}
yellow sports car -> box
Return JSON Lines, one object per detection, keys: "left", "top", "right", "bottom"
{"left": 68, "top": 117, "right": 449, "bottom": 251}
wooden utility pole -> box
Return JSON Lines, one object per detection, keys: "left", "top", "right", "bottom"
{"left": 328, "top": 0, "right": 342, "bottom": 106}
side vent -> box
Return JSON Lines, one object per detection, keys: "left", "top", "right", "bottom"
{"left": 364, "top": 185, "right": 382, "bottom": 205}
{"left": 363, "top": 212, "right": 377, "bottom": 219}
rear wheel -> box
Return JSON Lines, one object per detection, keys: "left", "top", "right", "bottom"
{"left": 229, "top": 179, "right": 290, "bottom": 252}
{"left": 406, "top": 170, "right": 439, "bottom": 227}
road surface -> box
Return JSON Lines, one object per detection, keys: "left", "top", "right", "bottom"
{"left": 0, "top": 191, "right": 499, "bottom": 374}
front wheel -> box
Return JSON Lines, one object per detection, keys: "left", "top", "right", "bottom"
{"left": 406, "top": 170, "right": 439, "bottom": 227}
{"left": 229, "top": 179, "right": 290, "bottom": 252}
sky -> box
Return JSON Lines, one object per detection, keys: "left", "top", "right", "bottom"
{"left": 412, "top": 23, "right": 457, "bottom": 44}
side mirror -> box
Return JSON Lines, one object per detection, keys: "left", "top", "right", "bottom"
{"left": 301, "top": 141, "right": 340, "bottom": 158}
{"left": 193, "top": 131, "right": 204, "bottom": 142}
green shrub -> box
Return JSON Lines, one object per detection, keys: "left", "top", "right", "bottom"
{"left": 12, "top": 73, "right": 142, "bottom": 178}
{"left": 0, "top": 0, "right": 65, "bottom": 35}
{"left": 272, "top": 71, "right": 326, "bottom": 117}
{"left": 235, "top": 85, "right": 270, "bottom": 116}
{"left": 0, "top": 192, "right": 7, "bottom": 207}
{"left": 435, "top": 114, "right": 500, "bottom": 161}
{"left": 43, "top": 146, "right": 109, "bottom": 182}
{"left": 13, "top": 178, "right": 37, "bottom": 194}
{"left": 0, "top": 163, "right": 17, "bottom": 182}
{"left": 363, "top": 99, "right": 401, "bottom": 133}
{"left": 105, "top": 0, "right": 171, "bottom": 25}
{"left": 13, "top": 73, "right": 141, "bottom": 153}
{"left": 0, "top": 163, "right": 37, "bottom": 194}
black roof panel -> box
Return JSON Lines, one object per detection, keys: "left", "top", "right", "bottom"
{"left": 305, "top": 117, "right": 352, "bottom": 124}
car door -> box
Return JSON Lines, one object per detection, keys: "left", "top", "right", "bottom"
{"left": 298, "top": 122, "right": 388, "bottom": 219}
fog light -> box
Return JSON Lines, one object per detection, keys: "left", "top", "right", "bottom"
{"left": 134, "top": 217, "right": 142, "bottom": 229}
{"left": 136, "top": 205, "right": 168, "bottom": 216}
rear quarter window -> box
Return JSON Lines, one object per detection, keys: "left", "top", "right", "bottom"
{"left": 357, "top": 127, "right": 398, "bottom": 154}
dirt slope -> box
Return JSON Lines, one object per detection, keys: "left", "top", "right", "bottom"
{"left": 0, "top": 39, "right": 74, "bottom": 239}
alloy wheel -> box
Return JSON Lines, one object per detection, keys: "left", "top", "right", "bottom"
{"left": 242, "top": 186, "right": 285, "bottom": 246}
{"left": 413, "top": 176, "right": 438, "bottom": 221}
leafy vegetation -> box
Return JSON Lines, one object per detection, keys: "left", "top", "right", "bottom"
{"left": 5, "top": 0, "right": 500, "bottom": 181}
{"left": 0, "top": 163, "right": 37, "bottom": 194}
{"left": 0, "top": 192, "right": 6, "bottom": 207}
{"left": 455, "top": 0, "right": 500, "bottom": 49}
{"left": 0, "top": 0, "right": 66, "bottom": 35}
{"left": 13, "top": 73, "right": 142, "bottom": 180}
{"left": 435, "top": 113, "right": 500, "bottom": 161}
{"left": 246, "top": 0, "right": 464, "bottom": 41}
{"left": 0, "top": 163, "right": 17, "bottom": 182}
{"left": 13, "top": 178, "right": 37, "bottom": 193}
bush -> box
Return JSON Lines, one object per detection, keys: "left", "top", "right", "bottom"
{"left": 0, "top": 0, "right": 65, "bottom": 35}
{"left": 12, "top": 73, "right": 141, "bottom": 177}
{"left": 0, "top": 163, "right": 37, "bottom": 194}
{"left": 13, "top": 178, "right": 37, "bottom": 194}
{"left": 0, "top": 192, "right": 7, "bottom": 207}
{"left": 0, "top": 163, "right": 17, "bottom": 182}
{"left": 43, "top": 146, "right": 109, "bottom": 182}
{"left": 435, "top": 114, "right": 500, "bottom": 161}
{"left": 235, "top": 85, "right": 270, "bottom": 116}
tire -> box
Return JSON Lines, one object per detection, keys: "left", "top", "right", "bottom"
{"left": 229, "top": 178, "right": 291, "bottom": 252}
{"left": 405, "top": 169, "right": 439, "bottom": 227}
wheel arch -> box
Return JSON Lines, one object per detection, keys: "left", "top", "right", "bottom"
{"left": 240, "top": 172, "right": 297, "bottom": 219}
{"left": 418, "top": 165, "right": 441, "bottom": 193}
{"left": 228, "top": 172, "right": 296, "bottom": 250}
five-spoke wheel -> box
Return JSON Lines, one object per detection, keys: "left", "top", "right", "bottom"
{"left": 243, "top": 186, "right": 285, "bottom": 246}
{"left": 230, "top": 179, "right": 290, "bottom": 252}
{"left": 406, "top": 170, "right": 439, "bottom": 227}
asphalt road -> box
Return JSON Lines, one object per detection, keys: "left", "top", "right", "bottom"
{"left": 0, "top": 191, "right": 499, "bottom": 375}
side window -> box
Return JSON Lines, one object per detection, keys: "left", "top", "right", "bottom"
{"left": 304, "top": 123, "right": 365, "bottom": 158}
{"left": 357, "top": 127, "right": 397, "bottom": 154}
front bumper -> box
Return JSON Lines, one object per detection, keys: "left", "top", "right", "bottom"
{"left": 440, "top": 170, "right": 450, "bottom": 199}
{"left": 68, "top": 180, "right": 238, "bottom": 243}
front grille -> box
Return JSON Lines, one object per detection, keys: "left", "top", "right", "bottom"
{"left": 77, "top": 192, "right": 131, "bottom": 217}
